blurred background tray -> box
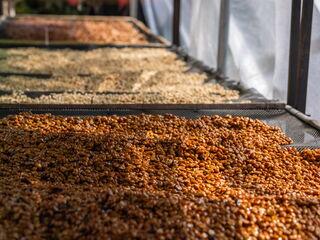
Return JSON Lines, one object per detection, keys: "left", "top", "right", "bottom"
{"left": 0, "top": 15, "right": 170, "bottom": 47}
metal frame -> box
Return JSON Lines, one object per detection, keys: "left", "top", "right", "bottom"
{"left": 0, "top": 103, "right": 286, "bottom": 111}
{"left": 170, "top": 0, "right": 315, "bottom": 114}
{"left": 172, "top": 0, "right": 230, "bottom": 77}
{"left": 286, "top": 105, "right": 320, "bottom": 132}
{"left": 287, "top": 0, "right": 314, "bottom": 114}
{"left": 0, "top": 2, "right": 316, "bottom": 117}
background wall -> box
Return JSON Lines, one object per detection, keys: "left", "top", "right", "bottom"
{"left": 142, "top": 0, "right": 320, "bottom": 119}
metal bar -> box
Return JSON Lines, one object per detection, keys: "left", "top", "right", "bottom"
{"left": 0, "top": 72, "right": 52, "bottom": 78}
{"left": 0, "top": 103, "right": 286, "bottom": 111}
{"left": 0, "top": 90, "right": 169, "bottom": 97}
{"left": 0, "top": 43, "right": 168, "bottom": 49}
{"left": 295, "top": 0, "right": 314, "bottom": 113}
{"left": 172, "top": 0, "right": 181, "bottom": 46}
{"left": 287, "top": 0, "right": 302, "bottom": 107}
{"left": 286, "top": 105, "right": 320, "bottom": 131}
{"left": 130, "top": 17, "right": 171, "bottom": 45}
{"left": 217, "top": 0, "right": 230, "bottom": 77}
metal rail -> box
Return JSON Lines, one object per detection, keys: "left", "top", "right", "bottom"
{"left": 0, "top": 103, "right": 286, "bottom": 111}
{"left": 287, "top": 0, "right": 314, "bottom": 113}
{"left": 286, "top": 105, "right": 320, "bottom": 132}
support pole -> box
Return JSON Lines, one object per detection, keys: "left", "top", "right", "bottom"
{"left": 130, "top": 0, "right": 138, "bottom": 18}
{"left": 287, "top": 0, "right": 314, "bottom": 113}
{"left": 172, "top": 0, "right": 180, "bottom": 46}
{"left": 287, "top": 0, "right": 302, "bottom": 107}
{"left": 295, "top": 0, "right": 314, "bottom": 113}
{"left": 217, "top": 0, "right": 230, "bottom": 77}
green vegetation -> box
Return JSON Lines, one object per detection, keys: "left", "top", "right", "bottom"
{"left": 15, "top": 0, "right": 82, "bottom": 14}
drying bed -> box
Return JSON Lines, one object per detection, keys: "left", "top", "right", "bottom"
{"left": 0, "top": 47, "right": 189, "bottom": 74}
{"left": 0, "top": 47, "right": 265, "bottom": 104}
{"left": 0, "top": 91, "right": 241, "bottom": 104}
{"left": 0, "top": 111, "right": 319, "bottom": 239}
{"left": 0, "top": 104, "right": 319, "bottom": 149}
{"left": 0, "top": 15, "right": 169, "bottom": 47}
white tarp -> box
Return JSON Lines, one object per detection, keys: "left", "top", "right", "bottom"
{"left": 142, "top": 0, "right": 320, "bottom": 119}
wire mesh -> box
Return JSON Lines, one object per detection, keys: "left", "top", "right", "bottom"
{"left": 0, "top": 106, "right": 319, "bottom": 149}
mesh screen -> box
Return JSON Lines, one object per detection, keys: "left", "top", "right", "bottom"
{"left": 0, "top": 108, "right": 319, "bottom": 149}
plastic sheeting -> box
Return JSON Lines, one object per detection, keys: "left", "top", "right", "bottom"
{"left": 142, "top": 0, "right": 320, "bottom": 120}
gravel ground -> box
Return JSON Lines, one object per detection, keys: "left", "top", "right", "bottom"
{"left": 0, "top": 113, "right": 319, "bottom": 239}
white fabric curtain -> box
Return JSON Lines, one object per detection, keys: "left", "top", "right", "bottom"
{"left": 142, "top": 0, "right": 320, "bottom": 119}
